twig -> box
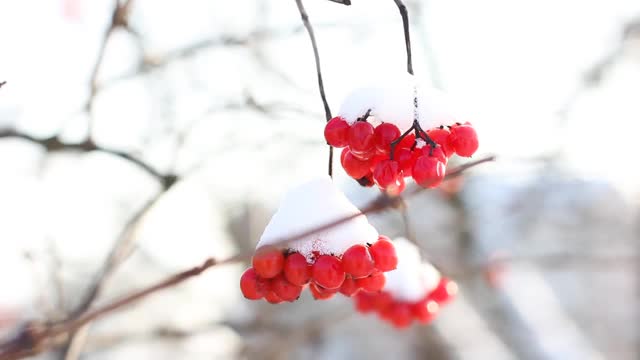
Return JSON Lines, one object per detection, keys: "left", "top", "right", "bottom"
{"left": 86, "top": 0, "right": 136, "bottom": 139}
{"left": 294, "top": 0, "right": 334, "bottom": 177}
{"left": 0, "top": 156, "right": 493, "bottom": 360}
{"left": 0, "top": 130, "right": 177, "bottom": 189}
{"left": 392, "top": 0, "right": 413, "bottom": 75}
{"left": 60, "top": 194, "right": 165, "bottom": 360}
{"left": 326, "top": 0, "right": 351, "bottom": 5}
{"left": 0, "top": 81, "right": 6, "bottom": 89}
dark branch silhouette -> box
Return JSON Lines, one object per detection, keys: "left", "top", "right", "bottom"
{"left": 392, "top": 0, "right": 413, "bottom": 75}
{"left": 295, "top": 0, "right": 335, "bottom": 177}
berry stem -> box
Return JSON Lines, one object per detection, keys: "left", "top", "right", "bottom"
{"left": 294, "top": 0, "right": 334, "bottom": 178}
{"left": 389, "top": 120, "right": 437, "bottom": 159}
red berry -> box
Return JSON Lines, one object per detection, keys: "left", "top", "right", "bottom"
{"left": 420, "top": 144, "right": 447, "bottom": 164}
{"left": 339, "top": 276, "right": 360, "bottom": 297}
{"left": 427, "top": 128, "right": 455, "bottom": 157}
{"left": 324, "top": 117, "right": 351, "bottom": 148}
{"left": 369, "top": 154, "right": 388, "bottom": 172}
{"left": 309, "top": 282, "right": 337, "bottom": 300}
{"left": 342, "top": 244, "right": 375, "bottom": 278}
{"left": 373, "top": 123, "right": 401, "bottom": 154}
{"left": 240, "top": 268, "right": 265, "bottom": 300}
{"left": 312, "top": 255, "right": 345, "bottom": 289}
{"left": 412, "top": 299, "right": 439, "bottom": 324}
{"left": 356, "top": 272, "right": 386, "bottom": 292}
{"left": 283, "top": 252, "right": 311, "bottom": 286}
{"left": 351, "top": 148, "right": 375, "bottom": 161}
{"left": 264, "top": 290, "right": 284, "bottom": 304}
{"left": 393, "top": 147, "right": 415, "bottom": 177}
{"left": 412, "top": 156, "right": 445, "bottom": 188}
{"left": 398, "top": 133, "right": 416, "bottom": 149}
{"left": 429, "top": 277, "right": 458, "bottom": 304}
{"left": 341, "top": 150, "right": 372, "bottom": 179}
{"left": 271, "top": 274, "right": 303, "bottom": 302}
{"left": 354, "top": 292, "right": 377, "bottom": 313}
{"left": 373, "top": 160, "right": 401, "bottom": 189}
{"left": 252, "top": 246, "right": 284, "bottom": 279}
{"left": 369, "top": 237, "right": 398, "bottom": 271}
{"left": 372, "top": 291, "right": 394, "bottom": 312}
{"left": 385, "top": 176, "right": 406, "bottom": 196}
{"left": 348, "top": 121, "right": 375, "bottom": 154}
{"left": 449, "top": 124, "right": 479, "bottom": 157}
{"left": 390, "top": 303, "right": 413, "bottom": 329}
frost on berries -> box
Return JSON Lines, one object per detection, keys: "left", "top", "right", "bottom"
{"left": 325, "top": 74, "right": 479, "bottom": 194}
{"left": 240, "top": 177, "right": 399, "bottom": 303}
{"left": 352, "top": 238, "right": 458, "bottom": 329}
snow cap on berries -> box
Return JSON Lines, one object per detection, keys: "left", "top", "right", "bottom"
{"left": 337, "top": 73, "right": 461, "bottom": 132}
{"left": 383, "top": 237, "right": 441, "bottom": 302}
{"left": 257, "top": 177, "right": 379, "bottom": 262}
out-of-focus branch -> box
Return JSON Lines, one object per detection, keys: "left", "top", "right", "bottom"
{"left": 294, "top": 0, "right": 335, "bottom": 177}
{"left": 0, "top": 156, "right": 494, "bottom": 360}
{"left": 0, "top": 129, "right": 177, "bottom": 189}
{"left": 0, "top": 81, "right": 6, "bottom": 89}
{"left": 326, "top": 0, "right": 351, "bottom": 5}
{"left": 392, "top": 0, "right": 413, "bottom": 75}
{"left": 86, "top": 0, "right": 137, "bottom": 138}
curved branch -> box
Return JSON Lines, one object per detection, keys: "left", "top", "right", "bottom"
{"left": 392, "top": 0, "right": 413, "bottom": 75}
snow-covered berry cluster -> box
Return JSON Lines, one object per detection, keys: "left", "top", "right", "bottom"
{"left": 326, "top": 117, "right": 478, "bottom": 193}
{"left": 240, "top": 235, "right": 398, "bottom": 303}
{"left": 326, "top": 78, "right": 479, "bottom": 194}
{"left": 351, "top": 238, "right": 457, "bottom": 329}
{"left": 239, "top": 178, "right": 398, "bottom": 304}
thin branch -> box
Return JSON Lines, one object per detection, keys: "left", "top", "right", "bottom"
{"left": 0, "top": 156, "right": 494, "bottom": 360}
{"left": 326, "top": 0, "right": 351, "bottom": 5}
{"left": 0, "top": 129, "right": 177, "bottom": 189}
{"left": 0, "top": 81, "right": 6, "bottom": 89}
{"left": 294, "top": 0, "right": 334, "bottom": 177}
{"left": 60, "top": 194, "right": 165, "bottom": 360}
{"left": 86, "top": 0, "right": 136, "bottom": 139}
{"left": 392, "top": 0, "right": 413, "bottom": 75}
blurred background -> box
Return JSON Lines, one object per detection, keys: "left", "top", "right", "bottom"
{"left": 1, "top": 0, "right": 639, "bottom": 359}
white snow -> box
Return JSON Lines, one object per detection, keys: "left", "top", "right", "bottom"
{"left": 383, "top": 237, "right": 441, "bottom": 302}
{"left": 257, "top": 176, "right": 379, "bottom": 262}
{"left": 336, "top": 73, "right": 463, "bottom": 132}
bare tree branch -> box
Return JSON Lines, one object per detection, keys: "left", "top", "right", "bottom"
{"left": 326, "top": 0, "right": 351, "bottom": 5}
{"left": 0, "top": 81, "right": 6, "bottom": 89}
{"left": 392, "top": 0, "right": 413, "bottom": 75}
{"left": 294, "top": 0, "right": 335, "bottom": 177}
{"left": 86, "top": 0, "right": 137, "bottom": 139}
{"left": 0, "top": 129, "right": 177, "bottom": 189}
{"left": 0, "top": 156, "right": 494, "bottom": 360}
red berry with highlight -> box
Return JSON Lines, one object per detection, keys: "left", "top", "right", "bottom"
{"left": 373, "top": 123, "right": 401, "bottom": 154}
{"left": 427, "top": 128, "right": 455, "bottom": 157}
{"left": 342, "top": 244, "right": 375, "bottom": 278}
{"left": 385, "top": 176, "right": 406, "bottom": 196}
{"left": 429, "top": 277, "right": 458, "bottom": 304}
{"left": 393, "top": 147, "right": 415, "bottom": 177}
{"left": 373, "top": 160, "right": 401, "bottom": 189}
{"left": 421, "top": 144, "right": 447, "bottom": 164}
{"left": 240, "top": 268, "right": 264, "bottom": 300}
{"left": 324, "top": 117, "right": 351, "bottom": 148}
{"left": 283, "top": 252, "right": 311, "bottom": 286}
{"left": 252, "top": 246, "right": 284, "bottom": 279}
{"left": 341, "top": 150, "right": 372, "bottom": 179}
{"left": 339, "top": 276, "right": 360, "bottom": 297}
{"left": 449, "top": 124, "right": 479, "bottom": 157}
{"left": 309, "top": 282, "right": 336, "bottom": 300}
{"left": 357, "top": 272, "right": 386, "bottom": 292}
{"left": 264, "top": 290, "right": 283, "bottom": 304}
{"left": 348, "top": 121, "right": 375, "bottom": 153}
{"left": 369, "top": 237, "right": 398, "bottom": 271}
{"left": 271, "top": 274, "right": 303, "bottom": 302}
{"left": 412, "top": 299, "right": 439, "bottom": 324}
{"left": 412, "top": 156, "right": 445, "bottom": 188}
{"left": 312, "top": 255, "right": 346, "bottom": 289}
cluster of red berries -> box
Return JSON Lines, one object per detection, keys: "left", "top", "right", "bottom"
{"left": 324, "top": 116, "right": 479, "bottom": 193}
{"left": 240, "top": 236, "right": 398, "bottom": 304}
{"left": 353, "top": 277, "right": 458, "bottom": 329}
